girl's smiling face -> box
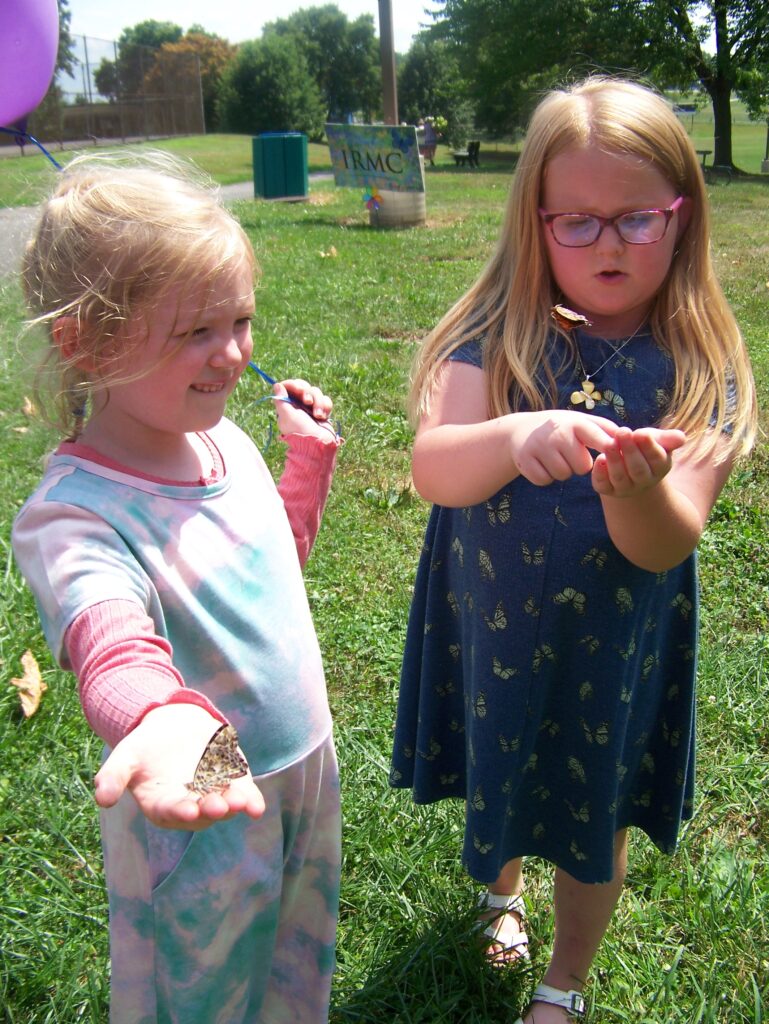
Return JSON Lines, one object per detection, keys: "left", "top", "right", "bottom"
{"left": 541, "top": 146, "right": 685, "bottom": 338}
{"left": 81, "top": 261, "right": 255, "bottom": 469}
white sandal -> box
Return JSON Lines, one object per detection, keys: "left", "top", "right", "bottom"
{"left": 513, "top": 983, "right": 586, "bottom": 1023}
{"left": 476, "top": 890, "right": 530, "bottom": 964}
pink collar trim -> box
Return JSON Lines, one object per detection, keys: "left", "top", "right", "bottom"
{"left": 57, "top": 433, "right": 226, "bottom": 487}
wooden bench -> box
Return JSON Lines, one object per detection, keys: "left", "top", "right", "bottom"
{"left": 452, "top": 140, "right": 480, "bottom": 167}
{"left": 696, "top": 148, "right": 732, "bottom": 183}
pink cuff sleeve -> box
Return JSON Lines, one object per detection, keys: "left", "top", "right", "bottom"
{"left": 65, "top": 599, "right": 226, "bottom": 749}
{"left": 277, "top": 431, "right": 339, "bottom": 567}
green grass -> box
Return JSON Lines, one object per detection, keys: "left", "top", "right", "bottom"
{"left": 1, "top": 160, "right": 767, "bottom": 1022}
{"left": 0, "top": 109, "right": 766, "bottom": 208}
{"left": 0, "top": 134, "right": 333, "bottom": 207}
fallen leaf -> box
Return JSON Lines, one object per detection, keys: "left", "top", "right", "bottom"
{"left": 22, "top": 396, "right": 35, "bottom": 418}
{"left": 10, "top": 650, "right": 47, "bottom": 717}
{"left": 12, "top": 426, "right": 29, "bottom": 435}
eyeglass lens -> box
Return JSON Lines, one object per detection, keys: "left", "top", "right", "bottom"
{"left": 552, "top": 210, "right": 669, "bottom": 246}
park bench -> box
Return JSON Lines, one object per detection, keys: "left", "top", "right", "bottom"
{"left": 697, "top": 148, "right": 732, "bottom": 184}
{"left": 452, "top": 140, "right": 480, "bottom": 167}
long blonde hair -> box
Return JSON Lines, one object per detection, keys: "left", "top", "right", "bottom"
{"left": 410, "top": 76, "right": 756, "bottom": 458}
{"left": 22, "top": 150, "right": 257, "bottom": 437}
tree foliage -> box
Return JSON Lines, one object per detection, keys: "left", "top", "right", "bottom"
{"left": 143, "top": 32, "right": 237, "bottom": 131}
{"left": 433, "top": 0, "right": 769, "bottom": 166}
{"left": 217, "top": 35, "right": 326, "bottom": 138}
{"left": 398, "top": 34, "right": 473, "bottom": 146}
{"left": 56, "top": 0, "right": 77, "bottom": 79}
{"left": 263, "top": 4, "right": 380, "bottom": 121}
{"left": 94, "top": 20, "right": 183, "bottom": 100}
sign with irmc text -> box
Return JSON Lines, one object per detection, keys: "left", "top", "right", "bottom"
{"left": 325, "top": 123, "right": 425, "bottom": 193}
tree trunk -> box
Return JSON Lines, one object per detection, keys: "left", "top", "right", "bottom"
{"left": 708, "top": 0, "right": 734, "bottom": 168}
{"left": 709, "top": 80, "right": 733, "bottom": 167}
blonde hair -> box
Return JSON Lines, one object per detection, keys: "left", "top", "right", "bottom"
{"left": 22, "top": 150, "right": 257, "bottom": 437}
{"left": 410, "top": 76, "right": 756, "bottom": 458}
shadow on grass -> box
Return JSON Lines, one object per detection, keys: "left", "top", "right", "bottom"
{"left": 330, "top": 909, "right": 534, "bottom": 1023}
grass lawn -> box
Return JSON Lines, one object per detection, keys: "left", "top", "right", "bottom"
{"left": 0, "top": 134, "right": 334, "bottom": 207}
{"left": 0, "top": 150, "right": 767, "bottom": 1022}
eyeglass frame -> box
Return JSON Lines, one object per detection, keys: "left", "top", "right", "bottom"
{"left": 538, "top": 195, "right": 685, "bottom": 247}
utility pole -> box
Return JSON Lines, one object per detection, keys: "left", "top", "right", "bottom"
{"left": 378, "top": 0, "right": 398, "bottom": 124}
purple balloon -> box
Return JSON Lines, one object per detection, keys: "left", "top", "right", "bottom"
{"left": 0, "top": 0, "right": 60, "bottom": 127}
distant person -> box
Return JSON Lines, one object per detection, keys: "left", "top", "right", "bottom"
{"left": 391, "top": 77, "right": 755, "bottom": 1023}
{"left": 422, "top": 117, "right": 438, "bottom": 166}
{"left": 13, "top": 152, "right": 342, "bottom": 1023}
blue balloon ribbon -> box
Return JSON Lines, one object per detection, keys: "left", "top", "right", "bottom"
{"left": 0, "top": 125, "right": 62, "bottom": 169}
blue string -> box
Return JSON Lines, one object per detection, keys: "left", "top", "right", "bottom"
{"left": 0, "top": 126, "right": 63, "bottom": 170}
{"left": 247, "top": 362, "right": 340, "bottom": 449}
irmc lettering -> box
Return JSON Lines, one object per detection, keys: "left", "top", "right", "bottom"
{"left": 341, "top": 148, "right": 404, "bottom": 174}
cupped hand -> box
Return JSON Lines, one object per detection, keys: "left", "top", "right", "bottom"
{"left": 508, "top": 410, "right": 621, "bottom": 486}
{"left": 272, "top": 378, "right": 335, "bottom": 440}
{"left": 591, "top": 426, "right": 687, "bottom": 498}
{"left": 93, "top": 704, "right": 266, "bottom": 830}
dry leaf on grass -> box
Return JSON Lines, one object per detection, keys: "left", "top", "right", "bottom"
{"left": 22, "top": 396, "right": 35, "bottom": 418}
{"left": 10, "top": 650, "right": 47, "bottom": 717}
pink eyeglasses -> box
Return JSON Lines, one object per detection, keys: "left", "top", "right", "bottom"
{"left": 539, "top": 196, "right": 685, "bottom": 247}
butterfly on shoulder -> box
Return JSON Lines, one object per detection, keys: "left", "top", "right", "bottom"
{"left": 550, "top": 304, "right": 592, "bottom": 332}
{"left": 186, "top": 723, "right": 249, "bottom": 796}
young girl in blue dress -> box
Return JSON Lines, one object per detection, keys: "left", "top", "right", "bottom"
{"left": 390, "top": 77, "right": 756, "bottom": 1023}
{"left": 13, "top": 153, "right": 341, "bottom": 1022}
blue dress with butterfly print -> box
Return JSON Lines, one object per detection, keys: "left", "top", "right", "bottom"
{"left": 390, "top": 329, "right": 698, "bottom": 884}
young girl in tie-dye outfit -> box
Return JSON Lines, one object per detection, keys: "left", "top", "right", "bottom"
{"left": 12, "top": 153, "right": 341, "bottom": 1023}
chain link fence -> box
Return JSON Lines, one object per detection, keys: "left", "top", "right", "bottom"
{"left": 1, "top": 34, "right": 204, "bottom": 153}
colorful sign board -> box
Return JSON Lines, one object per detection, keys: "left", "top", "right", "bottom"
{"left": 325, "top": 123, "right": 425, "bottom": 193}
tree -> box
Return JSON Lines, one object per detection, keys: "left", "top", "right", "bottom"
{"left": 398, "top": 34, "right": 473, "bottom": 146}
{"left": 56, "top": 0, "right": 77, "bottom": 79}
{"left": 143, "top": 31, "right": 237, "bottom": 131}
{"left": 631, "top": 0, "right": 769, "bottom": 167}
{"left": 94, "top": 20, "right": 183, "bottom": 100}
{"left": 264, "top": 4, "right": 380, "bottom": 121}
{"left": 217, "top": 35, "right": 326, "bottom": 138}
{"left": 26, "top": 0, "right": 78, "bottom": 136}
{"left": 434, "top": 0, "right": 769, "bottom": 167}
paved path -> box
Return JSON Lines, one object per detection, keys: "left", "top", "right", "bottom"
{"left": 0, "top": 177, "right": 331, "bottom": 280}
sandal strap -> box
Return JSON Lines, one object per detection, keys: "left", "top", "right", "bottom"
{"left": 477, "top": 890, "right": 526, "bottom": 918}
{"left": 531, "top": 983, "right": 586, "bottom": 1018}
{"left": 477, "top": 890, "right": 529, "bottom": 960}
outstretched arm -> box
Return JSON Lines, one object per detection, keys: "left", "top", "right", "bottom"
{"left": 66, "top": 600, "right": 265, "bottom": 829}
{"left": 593, "top": 427, "right": 733, "bottom": 571}
{"left": 412, "top": 361, "right": 621, "bottom": 506}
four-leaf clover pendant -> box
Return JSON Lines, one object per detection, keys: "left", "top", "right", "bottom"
{"left": 570, "top": 380, "right": 602, "bottom": 410}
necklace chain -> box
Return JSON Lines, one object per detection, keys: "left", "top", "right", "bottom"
{"left": 575, "top": 321, "right": 645, "bottom": 383}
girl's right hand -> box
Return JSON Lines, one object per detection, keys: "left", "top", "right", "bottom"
{"left": 507, "top": 410, "right": 621, "bottom": 486}
{"left": 93, "top": 704, "right": 266, "bottom": 830}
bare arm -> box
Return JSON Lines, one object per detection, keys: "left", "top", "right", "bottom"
{"left": 593, "top": 428, "right": 733, "bottom": 571}
{"left": 412, "top": 361, "right": 622, "bottom": 506}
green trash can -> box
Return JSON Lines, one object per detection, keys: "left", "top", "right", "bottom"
{"left": 252, "top": 132, "right": 308, "bottom": 199}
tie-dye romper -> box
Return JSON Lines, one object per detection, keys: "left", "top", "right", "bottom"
{"left": 12, "top": 417, "right": 341, "bottom": 1023}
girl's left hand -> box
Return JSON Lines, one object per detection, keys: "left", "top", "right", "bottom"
{"left": 273, "top": 378, "right": 335, "bottom": 441}
{"left": 591, "top": 426, "right": 687, "bottom": 498}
